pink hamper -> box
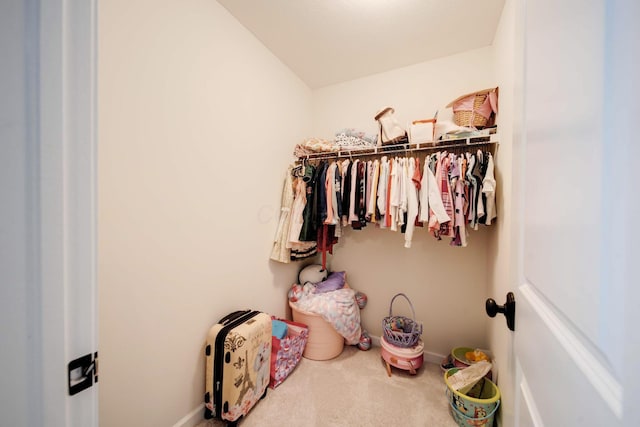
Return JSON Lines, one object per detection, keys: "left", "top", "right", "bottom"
{"left": 289, "top": 301, "right": 344, "bottom": 361}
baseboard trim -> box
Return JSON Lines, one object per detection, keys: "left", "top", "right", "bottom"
{"left": 172, "top": 403, "right": 204, "bottom": 427}
{"left": 369, "top": 334, "right": 446, "bottom": 365}
{"left": 423, "top": 349, "right": 447, "bottom": 365}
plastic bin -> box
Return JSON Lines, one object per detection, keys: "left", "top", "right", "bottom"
{"left": 445, "top": 368, "right": 500, "bottom": 421}
{"left": 449, "top": 398, "right": 500, "bottom": 427}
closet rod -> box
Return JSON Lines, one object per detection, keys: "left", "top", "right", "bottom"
{"left": 298, "top": 133, "right": 499, "bottom": 161}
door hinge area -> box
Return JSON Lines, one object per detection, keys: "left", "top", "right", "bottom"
{"left": 68, "top": 351, "right": 98, "bottom": 396}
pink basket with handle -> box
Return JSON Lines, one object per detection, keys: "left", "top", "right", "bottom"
{"left": 382, "top": 293, "right": 423, "bottom": 348}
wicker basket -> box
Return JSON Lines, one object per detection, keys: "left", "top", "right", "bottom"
{"left": 447, "top": 87, "right": 499, "bottom": 129}
{"left": 453, "top": 93, "right": 489, "bottom": 128}
{"left": 382, "top": 293, "right": 422, "bottom": 348}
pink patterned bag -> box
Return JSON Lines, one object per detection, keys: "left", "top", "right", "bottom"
{"left": 269, "top": 317, "right": 309, "bottom": 388}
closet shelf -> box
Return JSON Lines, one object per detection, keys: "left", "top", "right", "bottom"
{"left": 298, "top": 131, "right": 499, "bottom": 161}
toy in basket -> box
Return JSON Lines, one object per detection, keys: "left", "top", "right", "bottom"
{"left": 382, "top": 293, "right": 423, "bottom": 348}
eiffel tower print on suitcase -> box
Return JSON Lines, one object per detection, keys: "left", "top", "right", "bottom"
{"left": 204, "top": 310, "right": 272, "bottom": 426}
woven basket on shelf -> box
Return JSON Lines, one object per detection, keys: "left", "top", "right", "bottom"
{"left": 382, "top": 293, "right": 422, "bottom": 348}
{"left": 453, "top": 93, "right": 490, "bottom": 128}
{"left": 447, "top": 87, "right": 499, "bottom": 129}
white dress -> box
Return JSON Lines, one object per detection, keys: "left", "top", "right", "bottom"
{"left": 482, "top": 153, "right": 497, "bottom": 225}
{"left": 270, "top": 165, "right": 294, "bottom": 263}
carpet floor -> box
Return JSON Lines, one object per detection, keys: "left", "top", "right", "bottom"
{"left": 196, "top": 344, "right": 459, "bottom": 427}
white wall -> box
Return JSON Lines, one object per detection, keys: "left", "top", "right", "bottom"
{"left": 98, "top": 1, "right": 312, "bottom": 425}
{"left": 313, "top": 46, "right": 497, "bottom": 139}
{"left": 311, "top": 47, "right": 497, "bottom": 357}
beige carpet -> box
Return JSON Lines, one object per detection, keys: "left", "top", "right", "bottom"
{"left": 196, "top": 344, "right": 459, "bottom": 427}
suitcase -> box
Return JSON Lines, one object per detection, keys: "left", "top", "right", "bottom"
{"left": 204, "top": 310, "right": 272, "bottom": 425}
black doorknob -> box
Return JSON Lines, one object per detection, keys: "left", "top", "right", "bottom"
{"left": 486, "top": 292, "right": 516, "bottom": 331}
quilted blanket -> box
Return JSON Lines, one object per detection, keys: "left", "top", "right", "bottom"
{"left": 292, "top": 287, "right": 361, "bottom": 345}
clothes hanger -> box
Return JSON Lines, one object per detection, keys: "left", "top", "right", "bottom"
{"left": 292, "top": 159, "right": 306, "bottom": 178}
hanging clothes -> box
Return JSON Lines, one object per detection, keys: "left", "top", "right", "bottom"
{"left": 474, "top": 150, "right": 486, "bottom": 227}
{"left": 428, "top": 153, "right": 452, "bottom": 238}
{"left": 460, "top": 156, "right": 470, "bottom": 223}
{"left": 333, "top": 162, "right": 343, "bottom": 227}
{"left": 287, "top": 176, "right": 307, "bottom": 246}
{"left": 270, "top": 165, "right": 295, "bottom": 263}
{"left": 290, "top": 243, "right": 317, "bottom": 261}
{"left": 388, "top": 158, "right": 400, "bottom": 231}
{"left": 324, "top": 162, "right": 337, "bottom": 226}
{"left": 450, "top": 155, "right": 468, "bottom": 247}
{"left": 466, "top": 152, "right": 479, "bottom": 230}
{"left": 412, "top": 157, "right": 423, "bottom": 228}
{"left": 341, "top": 159, "right": 352, "bottom": 227}
{"left": 288, "top": 172, "right": 318, "bottom": 259}
{"left": 418, "top": 155, "right": 430, "bottom": 224}
{"left": 397, "top": 157, "right": 407, "bottom": 229}
{"left": 384, "top": 158, "right": 394, "bottom": 228}
{"left": 315, "top": 161, "right": 329, "bottom": 227}
{"left": 365, "top": 160, "right": 373, "bottom": 220}
{"left": 404, "top": 157, "right": 419, "bottom": 248}
{"left": 439, "top": 154, "right": 455, "bottom": 238}
{"left": 314, "top": 161, "right": 340, "bottom": 268}
{"left": 299, "top": 163, "right": 319, "bottom": 242}
{"left": 325, "top": 161, "right": 343, "bottom": 238}
{"left": 348, "top": 159, "right": 360, "bottom": 224}
{"left": 317, "top": 224, "right": 338, "bottom": 270}
{"left": 284, "top": 143, "right": 497, "bottom": 254}
{"left": 481, "top": 153, "right": 497, "bottom": 225}
{"left": 377, "top": 156, "right": 389, "bottom": 227}
{"left": 367, "top": 159, "right": 380, "bottom": 223}
{"left": 353, "top": 160, "right": 367, "bottom": 229}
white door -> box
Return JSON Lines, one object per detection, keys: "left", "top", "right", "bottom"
{"left": 0, "top": 0, "right": 98, "bottom": 425}
{"left": 513, "top": 0, "right": 638, "bottom": 425}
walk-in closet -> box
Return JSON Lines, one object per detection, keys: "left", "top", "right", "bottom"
{"left": 3, "top": 1, "right": 636, "bottom": 426}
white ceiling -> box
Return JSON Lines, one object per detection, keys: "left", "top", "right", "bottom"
{"left": 216, "top": 0, "right": 506, "bottom": 89}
